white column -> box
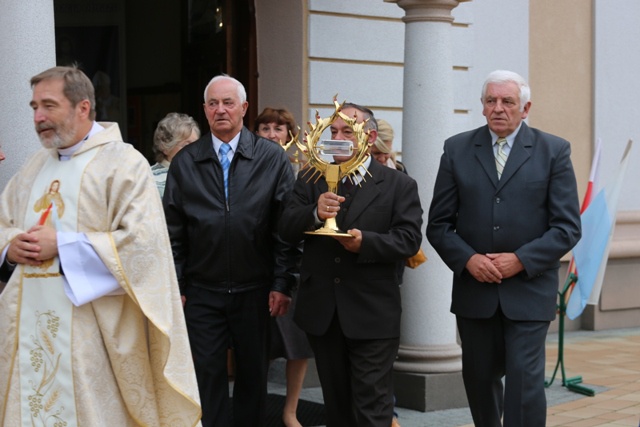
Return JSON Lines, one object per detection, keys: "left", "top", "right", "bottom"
{"left": 385, "top": 0, "right": 467, "bottom": 411}
{"left": 0, "top": 0, "right": 56, "bottom": 188}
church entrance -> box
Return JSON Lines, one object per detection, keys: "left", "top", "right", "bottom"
{"left": 54, "top": 0, "right": 257, "bottom": 161}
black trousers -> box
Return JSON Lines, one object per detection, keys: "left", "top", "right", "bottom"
{"left": 457, "top": 307, "right": 550, "bottom": 427}
{"left": 307, "top": 313, "right": 399, "bottom": 427}
{"left": 184, "top": 286, "right": 270, "bottom": 427}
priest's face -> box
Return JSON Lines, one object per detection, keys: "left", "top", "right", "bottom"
{"left": 31, "top": 78, "right": 82, "bottom": 149}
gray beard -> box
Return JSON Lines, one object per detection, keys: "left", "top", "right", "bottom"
{"left": 38, "top": 120, "right": 77, "bottom": 149}
{"left": 39, "top": 134, "right": 65, "bottom": 149}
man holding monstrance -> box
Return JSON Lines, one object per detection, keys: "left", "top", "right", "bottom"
{"left": 279, "top": 100, "right": 423, "bottom": 427}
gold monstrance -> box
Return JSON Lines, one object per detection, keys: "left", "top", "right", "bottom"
{"left": 293, "top": 97, "right": 372, "bottom": 237}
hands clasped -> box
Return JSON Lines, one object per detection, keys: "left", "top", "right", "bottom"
{"left": 466, "top": 252, "right": 524, "bottom": 283}
{"left": 6, "top": 225, "right": 58, "bottom": 266}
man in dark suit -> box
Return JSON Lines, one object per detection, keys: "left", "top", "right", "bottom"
{"left": 279, "top": 103, "right": 423, "bottom": 427}
{"left": 427, "top": 70, "right": 582, "bottom": 427}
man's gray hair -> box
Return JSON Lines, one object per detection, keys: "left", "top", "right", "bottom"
{"left": 203, "top": 75, "right": 247, "bottom": 103}
{"left": 481, "top": 70, "right": 531, "bottom": 112}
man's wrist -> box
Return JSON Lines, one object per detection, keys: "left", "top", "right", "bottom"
{"left": 313, "top": 207, "right": 324, "bottom": 225}
{"left": 271, "top": 280, "right": 292, "bottom": 297}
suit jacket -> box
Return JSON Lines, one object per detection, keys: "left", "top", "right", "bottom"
{"left": 427, "top": 123, "right": 581, "bottom": 321}
{"left": 279, "top": 160, "right": 423, "bottom": 339}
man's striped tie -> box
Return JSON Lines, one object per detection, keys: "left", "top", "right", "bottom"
{"left": 495, "top": 137, "right": 508, "bottom": 179}
{"left": 219, "top": 143, "right": 231, "bottom": 199}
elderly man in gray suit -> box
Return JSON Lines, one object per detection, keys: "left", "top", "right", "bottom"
{"left": 427, "top": 70, "right": 581, "bottom": 427}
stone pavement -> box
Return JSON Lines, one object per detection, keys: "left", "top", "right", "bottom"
{"left": 268, "top": 327, "right": 640, "bottom": 427}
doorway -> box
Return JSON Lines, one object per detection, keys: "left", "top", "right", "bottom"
{"left": 54, "top": 0, "right": 257, "bottom": 162}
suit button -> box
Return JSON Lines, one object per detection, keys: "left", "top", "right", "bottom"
{"left": 493, "top": 225, "right": 500, "bottom": 231}
{"left": 343, "top": 208, "right": 348, "bottom": 213}
{"left": 496, "top": 197, "right": 501, "bottom": 203}
{"left": 335, "top": 257, "right": 341, "bottom": 263}
{"left": 334, "top": 278, "right": 341, "bottom": 284}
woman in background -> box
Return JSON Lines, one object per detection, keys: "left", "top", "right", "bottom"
{"left": 151, "top": 112, "right": 200, "bottom": 196}
{"left": 255, "top": 107, "right": 312, "bottom": 427}
{"left": 255, "top": 107, "right": 307, "bottom": 175}
{"left": 371, "top": 118, "right": 407, "bottom": 173}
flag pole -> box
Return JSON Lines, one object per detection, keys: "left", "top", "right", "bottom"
{"left": 545, "top": 272, "right": 595, "bottom": 396}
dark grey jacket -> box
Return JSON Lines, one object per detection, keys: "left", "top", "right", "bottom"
{"left": 427, "top": 123, "right": 582, "bottom": 321}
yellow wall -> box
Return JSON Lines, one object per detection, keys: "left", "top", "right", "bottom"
{"left": 529, "top": 0, "right": 593, "bottom": 200}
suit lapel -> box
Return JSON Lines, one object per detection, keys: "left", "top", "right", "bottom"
{"left": 474, "top": 124, "right": 534, "bottom": 190}
{"left": 341, "top": 161, "right": 382, "bottom": 228}
{"left": 497, "top": 123, "right": 532, "bottom": 190}
{"left": 474, "top": 127, "right": 500, "bottom": 187}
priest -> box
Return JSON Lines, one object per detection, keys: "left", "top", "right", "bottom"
{"left": 0, "top": 65, "right": 201, "bottom": 426}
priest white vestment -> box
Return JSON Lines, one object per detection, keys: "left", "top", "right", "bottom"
{"left": 0, "top": 123, "right": 201, "bottom": 426}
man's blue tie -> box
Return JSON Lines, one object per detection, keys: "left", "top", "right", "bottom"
{"left": 219, "top": 143, "right": 231, "bottom": 199}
